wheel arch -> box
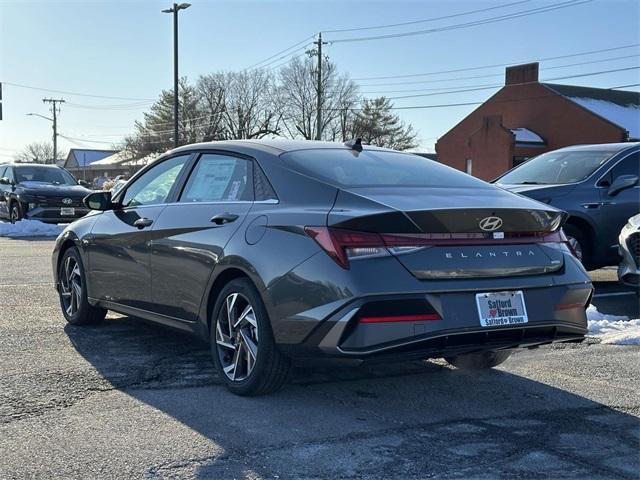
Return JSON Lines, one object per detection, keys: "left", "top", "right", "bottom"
{"left": 204, "top": 267, "right": 258, "bottom": 334}
{"left": 53, "top": 232, "right": 84, "bottom": 287}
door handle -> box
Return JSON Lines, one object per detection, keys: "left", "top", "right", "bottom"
{"left": 133, "top": 218, "right": 154, "bottom": 229}
{"left": 210, "top": 212, "right": 239, "bottom": 225}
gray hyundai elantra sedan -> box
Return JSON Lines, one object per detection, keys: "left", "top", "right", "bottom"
{"left": 52, "top": 139, "right": 593, "bottom": 395}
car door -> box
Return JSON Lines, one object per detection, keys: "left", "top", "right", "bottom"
{"left": 87, "top": 154, "right": 192, "bottom": 311}
{"left": 598, "top": 151, "right": 640, "bottom": 257}
{"left": 148, "top": 152, "right": 254, "bottom": 322}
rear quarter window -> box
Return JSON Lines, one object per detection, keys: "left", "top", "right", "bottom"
{"left": 281, "top": 149, "right": 490, "bottom": 188}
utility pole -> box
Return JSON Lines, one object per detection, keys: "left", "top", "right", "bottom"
{"left": 162, "top": 3, "right": 191, "bottom": 149}
{"left": 42, "top": 98, "right": 65, "bottom": 164}
{"left": 311, "top": 32, "right": 328, "bottom": 140}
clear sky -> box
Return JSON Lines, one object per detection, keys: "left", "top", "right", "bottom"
{"left": 1, "top": 0, "right": 639, "bottom": 160}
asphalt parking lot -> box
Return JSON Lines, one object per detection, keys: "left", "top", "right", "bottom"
{"left": 0, "top": 237, "right": 638, "bottom": 479}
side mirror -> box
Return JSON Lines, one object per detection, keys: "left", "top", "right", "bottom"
{"left": 608, "top": 174, "right": 638, "bottom": 196}
{"left": 83, "top": 191, "right": 114, "bottom": 211}
{"left": 78, "top": 180, "right": 90, "bottom": 187}
{"left": 0, "top": 177, "right": 13, "bottom": 186}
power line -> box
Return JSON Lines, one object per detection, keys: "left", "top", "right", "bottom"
{"left": 65, "top": 100, "right": 155, "bottom": 111}
{"left": 352, "top": 44, "right": 640, "bottom": 81}
{"left": 241, "top": 34, "right": 317, "bottom": 72}
{"left": 1, "top": 81, "right": 155, "bottom": 101}
{"left": 360, "top": 54, "right": 640, "bottom": 92}
{"left": 383, "top": 66, "right": 640, "bottom": 100}
{"left": 323, "top": 0, "right": 531, "bottom": 33}
{"left": 328, "top": 0, "right": 592, "bottom": 43}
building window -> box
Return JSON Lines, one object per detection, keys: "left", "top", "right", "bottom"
{"left": 465, "top": 159, "right": 473, "bottom": 175}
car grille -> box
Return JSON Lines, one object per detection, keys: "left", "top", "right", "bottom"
{"left": 35, "top": 195, "right": 84, "bottom": 207}
{"left": 627, "top": 232, "right": 640, "bottom": 267}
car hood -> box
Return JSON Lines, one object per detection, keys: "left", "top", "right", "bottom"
{"left": 496, "top": 183, "right": 576, "bottom": 200}
{"left": 16, "top": 182, "right": 92, "bottom": 197}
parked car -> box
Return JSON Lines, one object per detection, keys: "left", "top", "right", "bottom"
{"left": 0, "top": 163, "right": 93, "bottom": 224}
{"left": 495, "top": 143, "right": 640, "bottom": 270}
{"left": 52, "top": 139, "right": 593, "bottom": 396}
{"left": 618, "top": 214, "right": 640, "bottom": 289}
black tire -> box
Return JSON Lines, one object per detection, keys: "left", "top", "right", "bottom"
{"left": 57, "top": 247, "right": 107, "bottom": 325}
{"left": 9, "top": 201, "right": 22, "bottom": 224}
{"left": 563, "top": 223, "right": 591, "bottom": 269}
{"left": 210, "top": 278, "right": 290, "bottom": 396}
{"left": 445, "top": 350, "right": 512, "bottom": 370}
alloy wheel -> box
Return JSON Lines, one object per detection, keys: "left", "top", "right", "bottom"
{"left": 10, "top": 205, "right": 20, "bottom": 224}
{"left": 567, "top": 236, "right": 583, "bottom": 262}
{"left": 60, "top": 256, "right": 83, "bottom": 317}
{"left": 215, "top": 293, "right": 259, "bottom": 382}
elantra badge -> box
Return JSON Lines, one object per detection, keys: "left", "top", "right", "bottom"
{"left": 62, "top": 198, "right": 73, "bottom": 205}
{"left": 479, "top": 216, "right": 503, "bottom": 231}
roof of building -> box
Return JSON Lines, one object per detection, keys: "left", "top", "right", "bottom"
{"left": 65, "top": 149, "right": 118, "bottom": 168}
{"left": 90, "top": 151, "right": 134, "bottom": 166}
{"left": 543, "top": 83, "right": 640, "bottom": 140}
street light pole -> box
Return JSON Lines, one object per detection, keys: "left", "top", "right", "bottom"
{"left": 162, "top": 3, "right": 191, "bottom": 149}
{"left": 26, "top": 109, "right": 60, "bottom": 164}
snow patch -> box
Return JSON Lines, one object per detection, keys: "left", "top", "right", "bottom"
{"left": 587, "top": 304, "right": 640, "bottom": 346}
{"left": 0, "top": 220, "right": 65, "bottom": 237}
{"left": 567, "top": 97, "right": 640, "bottom": 139}
{"left": 510, "top": 128, "right": 544, "bottom": 144}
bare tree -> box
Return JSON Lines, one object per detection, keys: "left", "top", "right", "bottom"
{"left": 212, "top": 70, "right": 281, "bottom": 139}
{"left": 14, "top": 142, "right": 61, "bottom": 164}
{"left": 277, "top": 56, "right": 359, "bottom": 140}
{"left": 350, "top": 97, "right": 418, "bottom": 150}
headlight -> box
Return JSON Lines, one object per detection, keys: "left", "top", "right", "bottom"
{"left": 627, "top": 215, "right": 640, "bottom": 228}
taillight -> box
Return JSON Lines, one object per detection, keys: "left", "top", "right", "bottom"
{"left": 305, "top": 227, "right": 575, "bottom": 269}
{"left": 304, "top": 227, "right": 387, "bottom": 269}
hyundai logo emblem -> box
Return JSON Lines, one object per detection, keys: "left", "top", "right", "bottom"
{"left": 62, "top": 198, "right": 73, "bottom": 205}
{"left": 479, "top": 216, "right": 503, "bottom": 231}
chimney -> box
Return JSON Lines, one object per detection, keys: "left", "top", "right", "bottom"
{"left": 505, "top": 62, "right": 539, "bottom": 85}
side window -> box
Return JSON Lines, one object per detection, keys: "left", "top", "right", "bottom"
{"left": 600, "top": 152, "right": 639, "bottom": 186}
{"left": 610, "top": 153, "right": 639, "bottom": 181}
{"left": 121, "top": 155, "right": 190, "bottom": 207}
{"left": 0, "top": 167, "right": 6, "bottom": 179}
{"left": 254, "top": 163, "right": 277, "bottom": 201}
{"left": 5, "top": 167, "right": 14, "bottom": 182}
{"left": 180, "top": 154, "right": 253, "bottom": 202}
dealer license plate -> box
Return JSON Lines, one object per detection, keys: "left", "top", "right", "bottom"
{"left": 476, "top": 291, "right": 528, "bottom": 327}
{"left": 60, "top": 207, "right": 75, "bottom": 216}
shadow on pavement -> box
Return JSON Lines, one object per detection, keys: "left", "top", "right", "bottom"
{"left": 65, "top": 314, "right": 640, "bottom": 479}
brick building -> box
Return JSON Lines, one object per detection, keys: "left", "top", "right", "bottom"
{"left": 435, "top": 62, "right": 640, "bottom": 180}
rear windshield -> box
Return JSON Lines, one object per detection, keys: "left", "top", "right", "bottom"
{"left": 497, "top": 149, "right": 618, "bottom": 185}
{"left": 281, "top": 149, "right": 489, "bottom": 188}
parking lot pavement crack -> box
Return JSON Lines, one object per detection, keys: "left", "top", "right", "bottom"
{"left": 145, "top": 405, "right": 639, "bottom": 479}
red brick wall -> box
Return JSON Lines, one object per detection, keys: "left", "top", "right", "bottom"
{"left": 435, "top": 82, "right": 627, "bottom": 180}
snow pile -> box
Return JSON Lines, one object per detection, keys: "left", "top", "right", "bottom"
{"left": 587, "top": 305, "right": 640, "bottom": 346}
{"left": 0, "top": 220, "right": 65, "bottom": 237}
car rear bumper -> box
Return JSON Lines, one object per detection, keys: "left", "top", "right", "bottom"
{"left": 25, "top": 206, "right": 90, "bottom": 224}
{"left": 265, "top": 250, "right": 593, "bottom": 360}
{"left": 286, "top": 284, "right": 591, "bottom": 359}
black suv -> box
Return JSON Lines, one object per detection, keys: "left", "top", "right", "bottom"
{"left": 0, "top": 164, "right": 92, "bottom": 224}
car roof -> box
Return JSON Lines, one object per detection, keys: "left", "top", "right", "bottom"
{"left": 550, "top": 142, "right": 639, "bottom": 153}
{"left": 1, "top": 163, "right": 62, "bottom": 168}
{"left": 167, "top": 138, "right": 397, "bottom": 156}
